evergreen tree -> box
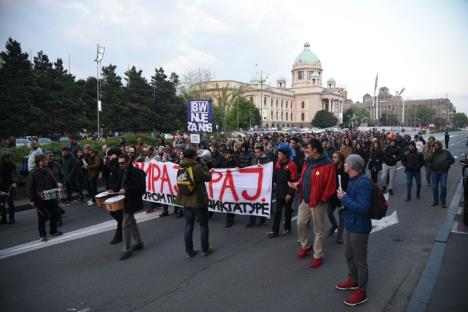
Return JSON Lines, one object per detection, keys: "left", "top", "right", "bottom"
{"left": 312, "top": 110, "right": 338, "bottom": 128}
{"left": 124, "top": 66, "right": 154, "bottom": 130}
{"left": 100, "top": 64, "right": 128, "bottom": 131}
{"left": 0, "top": 38, "right": 34, "bottom": 137}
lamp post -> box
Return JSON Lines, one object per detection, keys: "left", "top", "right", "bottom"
{"left": 94, "top": 44, "right": 105, "bottom": 139}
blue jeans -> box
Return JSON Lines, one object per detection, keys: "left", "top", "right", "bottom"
{"left": 184, "top": 207, "right": 209, "bottom": 252}
{"left": 431, "top": 170, "right": 448, "bottom": 204}
{"left": 406, "top": 170, "right": 421, "bottom": 197}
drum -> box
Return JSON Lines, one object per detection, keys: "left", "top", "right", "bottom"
{"left": 95, "top": 191, "right": 110, "bottom": 208}
{"left": 41, "top": 189, "right": 60, "bottom": 200}
{"left": 104, "top": 195, "right": 125, "bottom": 212}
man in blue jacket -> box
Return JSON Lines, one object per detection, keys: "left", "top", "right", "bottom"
{"left": 336, "top": 154, "right": 373, "bottom": 307}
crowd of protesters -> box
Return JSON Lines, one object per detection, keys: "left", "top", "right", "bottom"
{"left": 0, "top": 128, "right": 457, "bottom": 306}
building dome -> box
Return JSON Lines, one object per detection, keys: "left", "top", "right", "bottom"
{"left": 327, "top": 77, "right": 336, "bottom": 84}
{"left": 294, "top": 42, "right": 320, "bottom": 65}
{"left": 311, "top": 71, "right": 320, "bottom": 77}
{"left": 250, "top": 72, "right": 262, "bottom": 84}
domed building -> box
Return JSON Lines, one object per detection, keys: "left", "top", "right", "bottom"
{"left": 191, "top": 43, "right": 347, "bottom": 128}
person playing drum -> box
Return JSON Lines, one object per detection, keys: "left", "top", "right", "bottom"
{"left": 27, "top": 154, "right": 63, "bottom": 242}
{"left": 106, "top": 147, "right": 124, "bottom": 244}
{"left": 116, "top": 153, "right": 146, "bottom": 260}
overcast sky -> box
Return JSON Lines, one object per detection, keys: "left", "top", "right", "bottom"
{"left": 1, "top": 0, "right": 467, "bottom": 112}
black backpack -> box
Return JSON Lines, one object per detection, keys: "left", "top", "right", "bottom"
{"left": 358, "top": 176, "right": 388, "bottom": 220}
{"left": 177, "top": 166, "right": 196, "bottom": 195}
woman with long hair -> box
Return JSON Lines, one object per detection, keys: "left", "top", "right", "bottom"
{"left": 368, "top": 141, "right": 384, "bottom": 184}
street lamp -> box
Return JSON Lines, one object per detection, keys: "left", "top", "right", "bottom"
{"left": 94, "top": 44, "right": 105, "bottom": 139}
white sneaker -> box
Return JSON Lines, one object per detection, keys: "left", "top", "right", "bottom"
{"left": 87, "top": 200, "right": 94, "bottom": 206}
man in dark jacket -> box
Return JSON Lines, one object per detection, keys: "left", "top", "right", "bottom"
{"left": 117, "top": 153, "right": 146, "bottom": 260}
{"left": 444, "top": 131, "right": 450, "bottom": 149}
{"left": 27, "top": 154, "right": 63, "bottom": 241}
{"left": 175, "top": 148, "right": 212, "bottom": 258}
{"left": 210, "top": 143, "right": 224, "bottom": 168}
{"left": 426, "top": 141, "right": 455, "bottom": 208}
{"left": 290, "top": 137, "right": 304, "bottom": 175}
{"left": 237, "top": 142, "right": 254, "bottom": 168}
{"left": 336, "top": 154, "right": 372, "bottom": 307}
{"left": 381, "top": 139, "right": 401, "bottom": 195}
{"left": 61, "top": 148, "right": 80, "bottom": 204}
{"left": 401, "top": 141, "right": 425, "bottom": 201}
{"left": 0, "top": 152, "right": 16, "bottom": 224}
{"left": 220, "top": 148, "right": 240, "bottom": 228}
{"left": 267, "top": 144, "right": 298, "bottom": 238}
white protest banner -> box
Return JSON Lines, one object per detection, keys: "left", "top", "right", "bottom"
{"left": 133, "top": 161, "right": 273, "bottom": 218}
{"left": 190, "top": 134, "right": 200, "bottom": 144}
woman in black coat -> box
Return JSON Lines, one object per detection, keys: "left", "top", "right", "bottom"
{"left": 368, "top": 141, "right": 384, "bottom": 184}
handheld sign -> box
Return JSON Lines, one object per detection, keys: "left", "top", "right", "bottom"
{"left": 187, "top": 100, "right": 213, "bottom": 133}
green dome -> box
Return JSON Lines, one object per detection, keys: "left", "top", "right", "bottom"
{"left": 250, "top": 72, "right": 262, "bottom": 84}
{"left": 294, "top": 43, "right": 320, "bottom": 65}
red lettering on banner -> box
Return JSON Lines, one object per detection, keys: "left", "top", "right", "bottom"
{"left": 219, "top": 170, "right": 239, "bottom": 202}
{"left": 239, "top": 167, "right": 263, "bottom": 201}
{"left": 143, "top": 163, "right": 154, "bottom": 192}
{"left": 160, "top": 164, "right": 174, "bottom": 195}
{"left": 208, "top": 170, "right": 223, "bottom": 198}
{"left": 173, "top": 164, "right": 180, "bottom": 193}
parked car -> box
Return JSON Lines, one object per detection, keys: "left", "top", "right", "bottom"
{"left": 15, "top": 138, "right": 29, "bottom": 147}
{"left": 38, "top": 138, "right": 52, "bottom": 146}
{"left": 59, "top": 136, "right": 70, "bottom": 142}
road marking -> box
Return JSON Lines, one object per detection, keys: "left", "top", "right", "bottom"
{"left": 371, "top": 210, "right": 399, "bottom": 233}
{"left": 397, "top": 166, "right": 404, "bottom": 170}
{"left": 0, "top": 212, "right": 160, "bottom": 260}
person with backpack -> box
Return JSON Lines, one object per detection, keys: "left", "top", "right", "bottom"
{"left": 117, "top": 153, "right": 146, "bottom": 260}
{"left": 336, "top": 154, "right": 373, "bottom": 307}
{"left": 426, "top": 141, "right": 455, "bottom": 208}
{"left": 175, "top": 148, "right": 212, "bottom": 258}
{"left": 401, "top": 141, "right": 425, "bottom": 201}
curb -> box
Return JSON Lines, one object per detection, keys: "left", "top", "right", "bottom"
{"left": 406, "top": 178, "right": 463, "bottom": 312}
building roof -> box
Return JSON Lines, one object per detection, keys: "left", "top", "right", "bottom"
{"left": 294, "top": 42, "right": 320, "bottom": 65}
{"left": 311, "top": 71, "right": 320, "bottom": 77}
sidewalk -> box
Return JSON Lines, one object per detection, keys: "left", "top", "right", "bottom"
{"left": 407, "top": 179, "right": 468, "bottom": 312}
{"left": 428, "top": 232, "right": 468, "bottom": 312}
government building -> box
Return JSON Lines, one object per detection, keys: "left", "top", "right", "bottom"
{"left": 191, "top": 43, "right": 347, "bottom": 128}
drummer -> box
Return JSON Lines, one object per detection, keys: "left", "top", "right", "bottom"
{"left": 106, "top": 147, "right": 124, "bottom": 245}
{"left": 27, "top": 154, "right": 63, "bottom": 242}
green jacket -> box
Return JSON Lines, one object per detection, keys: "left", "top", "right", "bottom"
{"left": 427, "top": 149, "right": 455, "bottom": 171}
{"left": 175, "top": 158, "right": 212, "bottom": 208}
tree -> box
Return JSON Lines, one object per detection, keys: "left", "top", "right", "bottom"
{"left": 100, "top": 64, "right": 128, "bottom": 131}
{"left": 0, "top": 38, "right": 35, "bottom": 137}
{"left": 151, "top": 67, "right": 186, "bottom": 132}
{"left": 454, "top": 112, "right": 468, "bottom": 128}
{"left": 416, "top": 105, "right": 434, "bottom": 126}
{"left": 225, "top": 96, "right": 261, "bottom": 131}
{"left": 124, "top": 66, "right": 154, "bottom": 130}
{"left": 212, "top": 105, "right": 224, "bottom": 132}
{"left": 312, "top": 110, "right": 338, "bottom": 128}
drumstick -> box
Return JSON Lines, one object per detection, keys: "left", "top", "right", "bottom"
{"left": 338, "top": 175, "right": 342, "bottom": 192}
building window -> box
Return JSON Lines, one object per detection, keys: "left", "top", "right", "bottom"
{"left": 301, "top": 101, "right": 305, "bottom": 109}
{"left": 291, "top": 113, "right": 293, "bottom": 120}
{"left": 312, "top": 79, "right": 315, "bottom": 84}
{"left": 264, "top": 97, "right": 267, "bottom": 106}
{"left": 276, "top": 112, "right": 278, "bottom": 120}
{"left": 250, "top": 96, "right": 253, "bottom": 102}
{"left": 281, "top": 99, "right": 283, "bottom": 108}
{"left": 281, "top": 112, "right": 283, "bottom": 119}
{"left": 308, "top": 71, "right": 313, "bottom": 79}
{"left": 286, "top": 101, "right": 288, "bottom": 108}
{"left": 301, "top": 113, "right": 305, "bottom": 121}
{"left": 276, "top": 99, "right": 278, "bottom": 108}
{"left": 271, "top": 98, "right": 273, "bottom": 105}
{"left": 271, "top": 111, "right": 273, "bottom": 119}
{"left": 298, "top": 71, "right": 303, "bottom": 80}
{"left": 286, "top": 112, "right": 288, "bottom": 120}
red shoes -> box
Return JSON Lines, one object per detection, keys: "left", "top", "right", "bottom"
{"left": 335, "top": 278, "right": 358, "bottom": 290}
{"left": 344, "top": 288, "right": 368, "bottom": 306}
{"left": 297, "top": 245, "right": 312, "bottom": 258}
{"left": 309, "top": 257, "right": 323, "bottom": 268}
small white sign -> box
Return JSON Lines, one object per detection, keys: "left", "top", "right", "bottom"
{"left": 98, "top": 100, "right": 102, "bottom": 112}
{"left": 190, "top": 134, "right": 200, "bottom": 144}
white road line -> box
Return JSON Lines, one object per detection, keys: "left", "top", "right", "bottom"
{"left": 397, "top": 166, "right": 404, "bottom": 170}
{"left": 0, "top": 212, "right": 160, "bottom": 260}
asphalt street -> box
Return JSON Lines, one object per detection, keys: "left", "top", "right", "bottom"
{"left": 1, "top": 131, "right": 467, "bottom": 312}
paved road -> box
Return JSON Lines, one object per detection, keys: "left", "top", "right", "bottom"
{"left": 1, "top": 131, "right": 467, "bottom": 312}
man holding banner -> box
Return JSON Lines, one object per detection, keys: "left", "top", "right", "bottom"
{"left": 175, "top": 148, "right": 212, "bottom": 258}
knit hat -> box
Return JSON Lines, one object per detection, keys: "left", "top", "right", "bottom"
{"left": 346, "top": 154, "right": 365, "bottom": 172}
